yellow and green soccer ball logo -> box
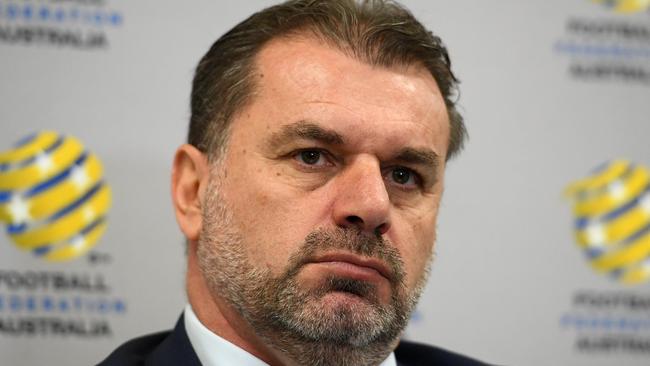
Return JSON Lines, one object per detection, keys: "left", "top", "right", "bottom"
{"left": 0, "top": 132, "right": 111, "bottom": 262}
{"left": 592, "top": 0, "right": 650, "bottom": 13}
{"left": 565, "top": 160, "right": 650, "bottom": 284}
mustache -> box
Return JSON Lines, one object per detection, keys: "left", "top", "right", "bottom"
{"left": 282, "top": 227, "right": 406, "bottom": 287}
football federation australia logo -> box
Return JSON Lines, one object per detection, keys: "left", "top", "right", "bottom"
{"left": 0, "top": 132, "right": 111, "bottom": 261}
{"left": 565, "top": 160, "right": 650, "bottom": 284}
{"left": 592, "top": 0, "right": 650, "bottom": 13}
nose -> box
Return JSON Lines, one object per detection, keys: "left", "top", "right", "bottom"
{"left": 331, "top": 158, "right": 391, "bottom": 236}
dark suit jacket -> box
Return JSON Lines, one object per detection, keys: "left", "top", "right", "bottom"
{"left": 98, "top": 315, "right": 487, "bottom": 366}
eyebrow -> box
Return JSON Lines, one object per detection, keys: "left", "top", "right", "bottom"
{"left": 267, "top": 120, "right": 440, "bottom": 171}
{"left": 394, "top": 147, "right": 440, "bottom": 172}
{"left": 268, "top": 120, "right": 345, "bottom": 149}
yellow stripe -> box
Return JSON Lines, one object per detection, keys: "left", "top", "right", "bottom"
{"left": 565, "top": 160, "right": 629, "bottom": 199}
{"left": 615, "top": 0, "right": 650, "bottom": 13}
{"left": 590, "top": 231, "right": 650, "bottom": 272}
{"left": 573, "top": 195, "right": 616, "bottom": 218}
{"left": 0, "top": 137, "right": 84, "bottom": 191}
{"left": 620, "top": 265, "right": 650, "bottom": 285}
{"left": 623, "top": 166, "right": 650, "bottom": 198}
{"left": 0, "top": 200, "right": 12, "bottom": 222}
{"left": 573, "top": 166, "right": 650, "bottom": 217}
{"left": 0, "top": 132, "right": 58, "bottom": 164}
{"left": 11, "top": 185, "right": 111, "bottom": 249}
{"left": 44, "top": 221, "right": 107, "bottom": 262}
{"left": 576, "top": 209, "right": 650, "bottom": 247}
{"left": 604, "top": 209, "right": 650, "bottom": 244}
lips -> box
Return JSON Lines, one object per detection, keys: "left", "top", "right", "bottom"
{"left": 309, "top": 252, "right": 393, "bottom": 282}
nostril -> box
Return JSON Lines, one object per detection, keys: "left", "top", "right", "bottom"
{"left": 374, "top": 223, "right": 389, "bottom": 236}
{"left": 345, "top": 215, "right": 364, "bottom": 225}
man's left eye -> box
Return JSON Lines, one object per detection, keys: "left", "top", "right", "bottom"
{"left": 388, "top": 167, "right": 419, "bottom": 188}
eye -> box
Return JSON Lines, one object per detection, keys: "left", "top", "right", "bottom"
{"left": 387, "top": 167, "right": 419, "bottom": 189}
{"left": 294, "top": 149, "right": 329, "bottom": 167}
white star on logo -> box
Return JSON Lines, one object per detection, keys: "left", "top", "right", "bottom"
{"left": 608, "top": 181, "right": 626, "bottom": 201}
{"left": 83, "top": 206, "right": 95, "bottom": 222}
{"left": 69, "top": 165, "right": 90, "bottom": 189}
{"left": 70, "top": 235, "right": 86, "bottom": 249}
{"left": 639, "top": 193, "right": 650, "bottom": 215}
{"left": 586, "top": 222, "right": 606, "bottom": 246}
{"left": 35, "top": 153, "right": 54, "bottom": 175}
{"left": 7, "top": 195, "right": 31, "bottom": 224}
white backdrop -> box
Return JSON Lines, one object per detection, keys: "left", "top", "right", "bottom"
{"left": 1, "top": 1, "right": 649, "bottom": 365}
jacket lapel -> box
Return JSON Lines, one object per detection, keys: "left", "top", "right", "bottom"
{"left": 146, "top": 315, "right": 202, "bottom": 366}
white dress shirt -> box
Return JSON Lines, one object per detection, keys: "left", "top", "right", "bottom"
{"left": 184, "top": 304, "right": 397, "bottom": 366}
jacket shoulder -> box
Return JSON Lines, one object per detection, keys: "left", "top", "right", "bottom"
{"left": 97, "top": 330, "right": 171, "bottom": 366}
{"left": 395, "top": 340, "right": 489, "bottom": 366}
{"left": 97, "top": 315, "right": 200, "bottom": 366}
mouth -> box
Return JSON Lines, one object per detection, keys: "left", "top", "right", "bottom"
{"left": 309, "top": 252, "right": 393, "bottom": 283}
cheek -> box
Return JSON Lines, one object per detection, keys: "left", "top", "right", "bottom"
{"left": 391, "top": 210, "right": 437, "bottom": 289}
{"left": 220, "top": 161, "right": 332, "bottom": 273}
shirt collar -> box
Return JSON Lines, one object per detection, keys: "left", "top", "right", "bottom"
{"left": 184, "top": 304, "right": 397, "bottom": 366}
{"left": 184, "top": 304, "right": 267, "bottom": 366}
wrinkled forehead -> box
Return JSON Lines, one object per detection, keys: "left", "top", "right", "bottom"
{"left": 245, "top": 35, "right": 450, "bottom": 156}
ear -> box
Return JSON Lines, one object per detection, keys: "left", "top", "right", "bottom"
{"left": 171, "top": 144, "right": 209, "bottom": 242}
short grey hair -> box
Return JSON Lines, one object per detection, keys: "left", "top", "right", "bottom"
{"left": 188, "top": 0, "right": 466, "bottom": 161}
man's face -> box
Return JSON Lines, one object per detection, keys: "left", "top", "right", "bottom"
{"left": 197, "top": 36, "right": 450, "bottom": 363}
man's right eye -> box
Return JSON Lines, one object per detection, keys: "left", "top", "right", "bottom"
{"left": 294, "top": 149, "right": 332, "bottom": 168}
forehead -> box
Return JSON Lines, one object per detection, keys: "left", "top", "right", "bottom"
{"left": 242, "top": 36, "right": 450, "bottom": 155}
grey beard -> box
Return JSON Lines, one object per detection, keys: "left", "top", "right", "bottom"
{"left": 197, "top": 179, "right": 432, "bottom": 366}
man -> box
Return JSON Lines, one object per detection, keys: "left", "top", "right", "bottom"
{"left": 100, "top": 0, "right": 485, "bottom": 365}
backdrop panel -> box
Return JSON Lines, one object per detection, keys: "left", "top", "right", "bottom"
{"left": 1, "top": 1, "right": 648, "bottom": 365}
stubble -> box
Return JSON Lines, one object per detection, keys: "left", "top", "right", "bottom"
{"left": 196, "top": 173, "right": 432, "bottom": 366}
